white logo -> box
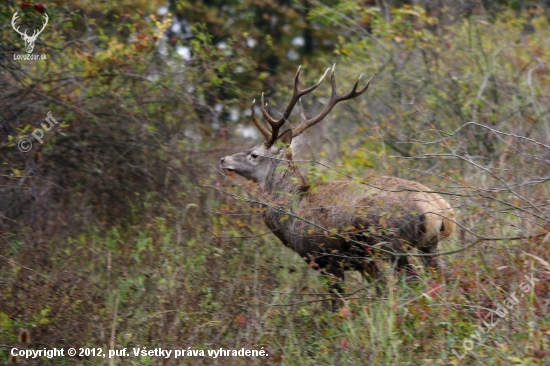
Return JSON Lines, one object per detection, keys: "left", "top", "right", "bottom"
{"left": 11, "top": 10, "right": 48, "bottom": 54}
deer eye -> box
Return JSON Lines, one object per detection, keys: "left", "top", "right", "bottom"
{"left": 251, "top": 153, "right": 259, "bottom": 159}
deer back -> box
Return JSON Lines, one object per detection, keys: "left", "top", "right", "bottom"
{"left": 263, "top": 177, "right": 454, "bottom": 258}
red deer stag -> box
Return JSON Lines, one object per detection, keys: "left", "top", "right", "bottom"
{"left": 220, "top": 65, "right": 455, "bottom": 310}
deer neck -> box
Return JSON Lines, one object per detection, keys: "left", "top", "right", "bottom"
{"left": 263, "top": 159, "right": 309, "bottom": 203}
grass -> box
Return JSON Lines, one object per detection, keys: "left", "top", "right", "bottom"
{"left": 1, "top": 197, "right": 549, "bottom": 365}
{"left": 2, "top": 8, "right": 550, "bottom": 365}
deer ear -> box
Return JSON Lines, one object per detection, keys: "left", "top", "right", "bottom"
{"left": 275, "top": 129, "right": 293, "bottom": 147}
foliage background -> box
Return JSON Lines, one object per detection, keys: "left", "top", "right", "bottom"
{"left": 1, "top": 0, "right": 550, "bottom": 365}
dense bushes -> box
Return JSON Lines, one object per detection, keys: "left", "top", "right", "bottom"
{"left": 1, "top": 1, "right": 550, "bottom": 365}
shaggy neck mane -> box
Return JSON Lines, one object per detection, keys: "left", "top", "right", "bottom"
{"left": 263, "top": 157, "right": 309, "bottom": 204}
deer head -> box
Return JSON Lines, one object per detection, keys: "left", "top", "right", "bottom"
{"left": 12, "top": 11, "right": 49, "bottom": 54}
{"left": 220, "top": 65, "right": 372, "bottom": 189}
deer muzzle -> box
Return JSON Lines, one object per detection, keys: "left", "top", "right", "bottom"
{"left": 220, "top": 156, "right": 235, "bottom": 172}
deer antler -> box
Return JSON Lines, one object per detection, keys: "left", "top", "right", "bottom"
{"left": 11, "top": 11, "right": 28, "bottom": 38}
{"left": 259, "top": 66, "right": 330, "bottom": 147}
{"left": 251, "top": 65, "right": 371, "bottom": 146}
{"left": 292, "top": 64, "right": 372, "bottom": 137}
{"left": 31, "top": 13, "right": 49, "bottom": 40}
{"left": 250, "top": 99, "right": 271, "bottom": 139}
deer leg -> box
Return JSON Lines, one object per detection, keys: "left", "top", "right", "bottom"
{"left": 419, "top": 237, "right": 444, "bottom": 273}
{"left": 360, "top": 260, "right": 383, "bottom": 295}
{"left": 388, "top": 240, "right": 419, "bottom": 281}
{"left": 323, "top": 262, "right": 345, "bottom": 312}
{"left": 304, "top": 256, "right": 345, "bottom": 311}
{"left": 329, "top": 271, "right": 345, "bottom": 312}
{"left": 394, "top": 254, "right": 419, "bottom": 281}
{"left": 349, "top": 242, "right": 382, "bottom": 294}
{"left": 362, "top": 259, "right": 380, "bottom": 280}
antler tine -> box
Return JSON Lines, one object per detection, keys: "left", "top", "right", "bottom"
{"left": 251, "top": 99, "right": 271, "bottom": 139}
{"left": 31, "top": 13, "right": 48, "bottom": 39}
{"left": 292, "top": 64, "right": 372, "bottom": 137}
{"left": 38, "top": 13, "right": 49, "bottom": 34}
{"left": 264, "top": 104, "right": 272, "bottom": 132}
{"left": 262, "top": 66, "right": 330, "bottom": 147}
{"left": 11, "top": 11, "right": 28, "bottom": 37}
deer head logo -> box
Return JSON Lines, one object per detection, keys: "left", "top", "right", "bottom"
{"left": 11, "top": 11, "right": 49, "bottom": 54}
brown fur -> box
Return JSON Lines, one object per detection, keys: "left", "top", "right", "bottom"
{"left": 221, "top": 129, "right": 455, "bottom": 311}
{"left": 264, "top": 173, "right": 455, "bottom": 266}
